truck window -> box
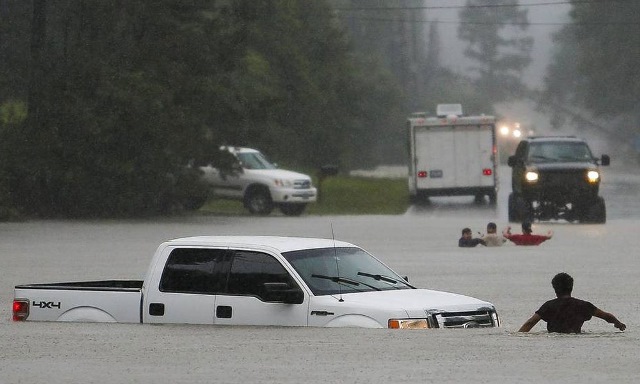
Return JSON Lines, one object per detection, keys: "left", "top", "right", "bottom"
{"left": 159, "top": 248, "right": 228, "bottom": 294}
{"left": 528, "top": 142, "right": 593, "bottom": 162}
{"left": 236, "top": 152, "right": 277, "bottom": 170}
{"left": 226, "top": 251, "right": 293, "bottom": 300}
{"left": 514, "top": 141, "right": 528, "bottom": 159}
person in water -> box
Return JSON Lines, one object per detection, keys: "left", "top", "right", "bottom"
{"left": 458, "top": 227, "right": 486, "bottom": 247}
{"left": 503, "top": 221, "right": 552, "bottom": 246}
{"left": 518, "top": 272, "right": 626, "bottom": 333}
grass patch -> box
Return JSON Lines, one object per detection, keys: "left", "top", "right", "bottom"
{"left": 199, "top": 176, "right": 410, "bottom": 216}
{"left": 308, "top": 176, "right": 409, "bottom": 215}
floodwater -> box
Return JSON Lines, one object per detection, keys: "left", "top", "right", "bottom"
{"left": 1, "top": 164, "right": 639, "bottom": 383}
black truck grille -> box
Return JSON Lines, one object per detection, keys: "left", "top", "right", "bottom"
{"left": 432, "top": 310, "right": 498, "bottom": 328}
{"left": 294, "top": 180, "right": 311, "bottom": 189}
{"left": 540, "top": 170, "right": 585, "bottom": 187}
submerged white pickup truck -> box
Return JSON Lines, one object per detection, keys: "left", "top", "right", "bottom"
{"left": 13, "top": 236, "right": 499, "bottom": 329}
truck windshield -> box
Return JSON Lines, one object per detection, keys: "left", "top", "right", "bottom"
{"left": 527, "top": 142, "right": 594, "bottom": 163}
{"left": 236, "top": 152, "right": 277, "bottom": 170}
{"left": 282, "top": 247, "right": 412, "bottom": 296}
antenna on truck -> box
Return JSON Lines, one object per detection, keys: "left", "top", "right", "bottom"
{"left": 331, "top": 223, "right": 344, "bottom": 302}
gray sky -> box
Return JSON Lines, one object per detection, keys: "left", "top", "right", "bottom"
{"left": 423, "top": 0, "right": 572, "bottom": 89}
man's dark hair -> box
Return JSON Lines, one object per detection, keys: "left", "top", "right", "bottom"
{"left": 487, "top": 222, "right": 497, "bottom": 231}
{"left": 462, "top": 227, "right": 472, "bottom": 235}
{"left": 522, "top": 221, "right": 532, "bottom": 234}
{"left": 552, "top": 272, "right": 573, "bottom": 296}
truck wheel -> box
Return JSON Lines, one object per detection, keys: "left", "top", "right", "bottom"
{"left": 584, "top": 197, "right": 606, "bottom": 224}
{"left": 244, "top": 187, "right": 273, "bottom": 215}
{"left": 516, "top": 196, "right": 533, "bottom": 223}
{"left": 280, "top": 203, "right": 307, "bottom": 216}
{"left": 488, "top": 191, "right": 497, "bottom": 205}
{"left": 411, "top": 191, "right": 431, "bottom": 205}
{"left": 510, "top": 193, "right": 531, "bottom": 223}
{"left": 508, "top": 193, "right": 517, "bottom": 222}
{"left": 182, "top": 195, "right": 208, "bottom": 211}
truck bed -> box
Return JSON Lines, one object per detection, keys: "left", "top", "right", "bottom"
{"left": 14, "top": 280, "right": 143, "bottom": 323}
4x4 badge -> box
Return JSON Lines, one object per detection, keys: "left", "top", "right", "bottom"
{"left": 33, "top": 301, "right": 61, "bottom": 309}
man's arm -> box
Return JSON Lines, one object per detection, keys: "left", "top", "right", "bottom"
{"left": 518, "top": 313, "right": 542, "bottom": 332}
{"left": 593, "top": 308, "right": 626, "bottom": 331}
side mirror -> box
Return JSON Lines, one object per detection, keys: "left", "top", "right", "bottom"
{"left": 507, "top": 156, "right": 517, "bottom": 167}
{"left": 600, "top": 154, "right": 610, "bottom": 166}
{"left": 263, "top": 282, "right": 304, "bottom": 304}
{"left": 232, "top": 162, "right": 244, "bottom": 173}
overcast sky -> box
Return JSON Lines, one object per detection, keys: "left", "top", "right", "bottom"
{"left": 423, "top": 0, "right": 572, "bottom": 89}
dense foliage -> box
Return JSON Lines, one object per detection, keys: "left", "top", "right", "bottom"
{"left": 457, "top": 0, "right": 532, "bottom": 103}
{"left": 0, "top": 0, "right": 520, "bottom": 218}
{"left": 0, "top": 0, "right": 408, "bottom": 217}
{"left": 542, "top": 1, "right": 640, "bottom": 146}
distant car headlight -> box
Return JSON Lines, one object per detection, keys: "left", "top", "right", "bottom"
{"left": 587, "top": 170, "right": 600, "bottom": 183}
{"left": 274, "top": 179, "right": 293, "bottom": 187}
{"left": 525, "top": 171, "right": 539, "bottom": 182}
{"left": 388, "top": 318, "right": 430, "bottom": 329}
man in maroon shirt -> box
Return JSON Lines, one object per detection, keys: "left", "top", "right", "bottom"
{"left": 519, "top": 272, "right": 626, "bottom": 333}
{"left": 503, "top": 221, "right": 552, "bottom": 246}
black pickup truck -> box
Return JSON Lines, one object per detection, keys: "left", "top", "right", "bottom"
{"left": 507, "top": 136, "right": 609, "bottom": 223}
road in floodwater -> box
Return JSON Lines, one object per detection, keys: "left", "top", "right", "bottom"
{"left": 1, "top": 164, "right": 639, "bottom": 383}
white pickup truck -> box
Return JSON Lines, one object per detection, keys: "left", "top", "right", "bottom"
{"left": 200, "top": 146, "right": 317, "bottom": 216}
{"left": 13, "top": 236, "right": 499, "bottom": 329}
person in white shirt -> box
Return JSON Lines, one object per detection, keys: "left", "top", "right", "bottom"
{"left": 481, "top": 222, "right": 507, "bottom": 247}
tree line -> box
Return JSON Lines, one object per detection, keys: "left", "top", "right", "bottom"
{"left": 10, "top": 0, "right": 608, "bottom": 219}
{"left": 541, "top": 0, "right": 640, "bottom": 150}
{"left": 0, "top": 1, "right": 411, "bottom": 217}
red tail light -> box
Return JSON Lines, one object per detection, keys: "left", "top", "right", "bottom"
{"left": 13, "top": 299, "right": 29, "bottom": 321}
{"left": 417, "top": 171, "right": 428, "bottom": 178}
{"left": 482, "top": 168, "right": 492, "bottom": 176}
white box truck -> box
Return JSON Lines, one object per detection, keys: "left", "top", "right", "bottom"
{"left": 407, "top": 104, "right": 498, "bottom": 204}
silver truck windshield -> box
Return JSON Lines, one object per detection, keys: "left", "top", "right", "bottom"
{"left": 236, "top": 152, "right": 277, "bottom": 170}
{"left": 527, "top": 142, "right": 594, "bottom": 163}
{"left": 283, "top": 247, "right": 412, "bottom": 296}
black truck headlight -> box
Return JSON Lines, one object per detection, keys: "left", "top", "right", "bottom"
{"left": 525, "top": 171, "right": 539, "bottom": 183}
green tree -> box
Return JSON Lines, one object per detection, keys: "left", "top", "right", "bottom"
{"left": 542, "top": 2, "right": 640, "bottom": 144}
{"left": 458, "top": 0, "right": 533, "bottom": 101}
{"left": 1, "top": 0, "right": 409, "bottom": 218}
{"left": 569, "top": 2, "right": 640, "bottom": 116}
{"left": 7, "top": 1, "right": 240, "bottom": 216}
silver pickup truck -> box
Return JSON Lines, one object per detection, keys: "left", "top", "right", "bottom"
{"left": 200, "top": 147, "right": 317, "bottom": 216}
{"left": 14, "top": 236, "right": 499, "bottom": 329}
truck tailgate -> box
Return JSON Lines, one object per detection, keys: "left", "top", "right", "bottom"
{"left": 14, "top": 280, "right": 143, "bottom": 323}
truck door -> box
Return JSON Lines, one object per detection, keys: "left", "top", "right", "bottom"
{"left": 200, "top": 164, "right": 244, "bottom": 199}
{"left": 453, "top": 125, "right": 495, "bottom": 188}
{"left": 414, "top": 125, "right": 455, "bottom": 190}
{"left": 143, "top": 248, "right": 227, "bottom": 324}
{"left": 214, "top": 250, "right": 309, "bottom": 326}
